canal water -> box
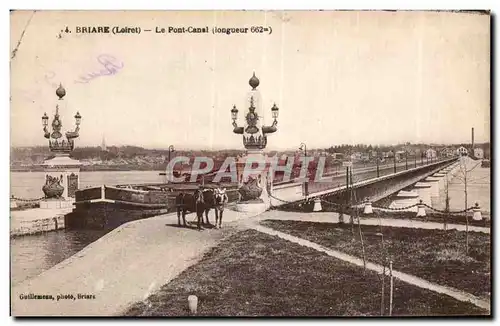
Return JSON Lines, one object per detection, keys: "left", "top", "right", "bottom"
{"left": 11, "top": 170, "right": 165, "bottom": 199}
{"left": 10, "top": 171, "right": 165, "bottom": 285}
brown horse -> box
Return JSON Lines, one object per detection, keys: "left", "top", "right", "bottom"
{"left": 175, "top": 188, "right": 215, "bottom": 230}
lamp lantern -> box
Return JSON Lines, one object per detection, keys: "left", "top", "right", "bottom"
{"left": 42, "top": 113, "right": 49, "bottom": 127}
{"left": 74, "top": 111, "right": 82, "bottom": 126}
{"left": 232, "top": 73, "right": 279, "bottom": 150}
{"left": 231, "top": 105, "right": 238, "bottom": 121}
{"left": 42, "top": 83, "right": 81, "bottom": 154}
{"left": 271, "top": 103, "right": 279, "bottom": 120}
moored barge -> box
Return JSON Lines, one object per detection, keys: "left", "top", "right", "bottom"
{"left": 66, "top": 182, "right": 239, "bottom": 230}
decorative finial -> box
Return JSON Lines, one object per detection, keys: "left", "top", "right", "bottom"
{"left": 56, "top": 83, "right": 66, "bottom": 100}
{"left": 249, "top": 72, "right": 259, "bottom": 90}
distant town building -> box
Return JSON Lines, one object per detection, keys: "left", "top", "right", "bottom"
{"left": 101, "top": 135, "right": 107, "bottom": 152}
{"left": 456, "top": 146, "right": 468, "bottom": 156}
{"left": 331, "top": 153, "right": 344, "bottom": 160}
{"left": 474, "top": 147, "right": 484, "bottom": 159}
{"left": 350, "top": 152, "right": 363, "bottom": 161}
{"left": 382, "top": 151, "right": 393, "bottom": 158}
{"left": 395, "top": 151, "right": 406, "bottom": 161}
{"left": 425, "top": 149, "right": 437, "bottom": 159}
{"left": 440, "top": 148, "right": 455, "bottom": 158}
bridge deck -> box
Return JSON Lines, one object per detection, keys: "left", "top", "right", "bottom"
{"left": 271, "top": 158, "right": 456, "bottom": 205}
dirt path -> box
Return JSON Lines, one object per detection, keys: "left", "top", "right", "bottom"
{"left": 245, "top": 222, "right": 490, "bottom": 312}
{"left": 11, "top": 208, "right": 258, "bottom": 316}
{"left": 11, "top": 213, "right": 234, "bottom": 316}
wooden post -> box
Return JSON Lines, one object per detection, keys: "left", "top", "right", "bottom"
{"left": 444, "top": 176, "right": 450, "bottom": 230}
{"left": 346, "top": 166, "right": 350, "bottom": 202}
{"left": 389, "top": 261, "right": 394, "bottom": 316}
{"left": 464, "top": 164, "right": 469, "bottom": 254}
{"left": 381, "top": 264, "right": 385, "bottom": 315}
{"left": 376, "top": 156, "right": 380, "bottom": 178}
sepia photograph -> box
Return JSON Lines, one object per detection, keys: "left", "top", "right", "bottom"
{"left": 9, "top": 9, "right": 491, "bottom": 317}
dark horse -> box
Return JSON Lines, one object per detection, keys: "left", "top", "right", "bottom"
{"left": 176, "top": 188, "right": 219, "bottom": 230}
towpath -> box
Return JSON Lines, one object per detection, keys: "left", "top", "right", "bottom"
{"left": 11, "top": 210, "right": 255, "bottom": 316}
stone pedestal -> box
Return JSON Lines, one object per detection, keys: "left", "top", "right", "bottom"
{"left": 413, "top": 182, "right": 432, "bottom": 206}
{"left": 449, "top": 163, "right": 460, "bottom": 177}
{"left": 39, "top": 198, "right": 74, "bottom": 209}
{"left": 422, "top": 177, "right": 441, "bottom": 207}
{"left": 235, "top": 200, "right": 269, "bottom": 213}
{"left": 422, "top": 177, "right": 440, "bottom": 197}
{"left": 432, "top": 173, "right": 446, "bottom": 191}
{"left": 312, "top": 198, "right": 322, "bottom": 212}
{"left": 40, "top": 154, "right": 82, "bottom": 202}
{"left": 363, "top": 201, "right": 373, "bottom": 214}
{"left": 416, "top": 202, "right": 426, "bottom": 217}
{"left": 389, "top": 190, "right": 419, "bottom": 212}
{"left": 234, "top": 150, "right": 272, "bottom": 214}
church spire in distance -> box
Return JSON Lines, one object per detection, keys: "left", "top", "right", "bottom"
{"left": 101, "top": 134, "right": 107, "bottom": 152}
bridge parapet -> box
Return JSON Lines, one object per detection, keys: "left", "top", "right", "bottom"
{"left": 271, "top": 158, "right": 457, "bottom": 207}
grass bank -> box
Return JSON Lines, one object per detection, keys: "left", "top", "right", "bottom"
{"left": 124, "top": 229, "right": 487, "bottom": 317}
{"left": 261, "top": 220, "right": 490, "bottom": 299}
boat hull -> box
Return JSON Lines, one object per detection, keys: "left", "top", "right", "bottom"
{"left": 66, "top": 201, "right": 170, "bottom": 230}
{"left": 67, "top": 183, "right": 238, "bottom": 230}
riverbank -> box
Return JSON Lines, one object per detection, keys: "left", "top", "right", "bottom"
{"left": 10, "top": 207, "right": 72, "bottom": 237}
{"left": 11, "top": 209, "right": 257, "bottom": 316}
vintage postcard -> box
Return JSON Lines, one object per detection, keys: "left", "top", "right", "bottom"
{"left": 10, "top": 10, "right": 490, "bottom": 317}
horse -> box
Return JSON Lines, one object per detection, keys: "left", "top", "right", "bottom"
{"left": 213, "top": 188, "right": 228, "bottom": 229}
{"left": 175, "top": 186, "right": 228, "bottom": 230}
{"left": 175, "top": 187, "right": 214, "bottom": 230}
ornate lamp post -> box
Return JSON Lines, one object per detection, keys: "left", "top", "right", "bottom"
{"left": 376, "top": 152, "right": 380, "bottom": 178}
{"left": 231, "top": 73, "right": 279, "bottom": 213}
{"left": 40, "top": 84, "right": 83, "bottom": 206}
{"left": 231, "top": 73, "right": 279, "bottom": 150}
{"left": 393, "top": 150, "right": 397, "bottom": 174}
{"left": 168, "top": 145, "right": 175, "bottom": 164}
{"left": 166, "top": 145, "right": 175, "bottom": 182}
{"left": 42, "top": 84, "right": 81, "bottom": 153}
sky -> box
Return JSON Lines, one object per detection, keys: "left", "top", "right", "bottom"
{"left": 10, "top": 10, "right": 490, "bottom": 150}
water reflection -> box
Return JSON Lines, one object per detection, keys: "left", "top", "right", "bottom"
{"left": 11, "top": 229, "right": 109, "bottom": 286}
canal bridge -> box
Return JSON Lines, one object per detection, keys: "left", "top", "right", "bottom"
{"left": 269, "top": 157, "right": 458, "bottom": 208}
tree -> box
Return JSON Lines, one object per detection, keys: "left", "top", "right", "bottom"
{"left": 444, "top": 174, "right": 450, "bottom": 230}
{"left": 452, "top": 156, "right": 481, "bottom": 254}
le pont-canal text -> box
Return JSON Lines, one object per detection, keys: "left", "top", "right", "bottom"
{"left": 72, "top": 26, "right": 272, "bottom": 35}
